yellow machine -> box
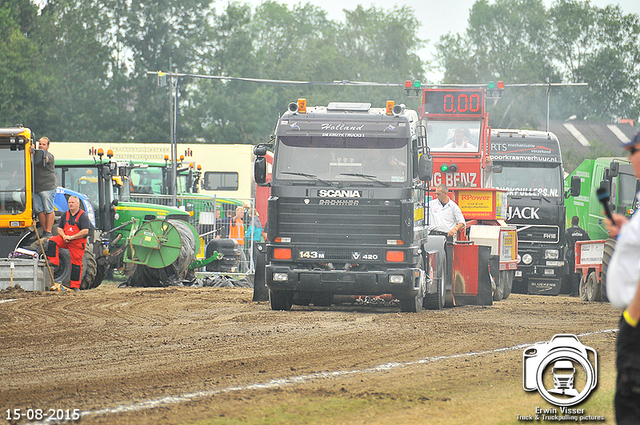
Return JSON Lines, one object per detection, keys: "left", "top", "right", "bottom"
{"left": 0, "top": 126, "right": 34, "bottom": 255}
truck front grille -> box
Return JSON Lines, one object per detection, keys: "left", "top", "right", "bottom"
{"left": 276, "top": 199, "right": 402, "bottom": 246}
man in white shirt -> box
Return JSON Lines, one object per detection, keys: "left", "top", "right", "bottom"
{"left": 605, "top": 128, "right": 640, "bottom": 424}
{"left": 428, "top": 184, "right": 466, "bottom": 239}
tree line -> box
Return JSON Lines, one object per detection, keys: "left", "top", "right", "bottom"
{"left": 1, "top": 0, "right": 638, "bottom": 150}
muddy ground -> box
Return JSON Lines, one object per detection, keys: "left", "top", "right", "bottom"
{"left": 0, "top": 283, "right": 622, "bottom": 425}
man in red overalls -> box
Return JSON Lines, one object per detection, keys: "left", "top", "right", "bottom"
{"left": 47, "top": 195, "right": 91, "bottom": 290}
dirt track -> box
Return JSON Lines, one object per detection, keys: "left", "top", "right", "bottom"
{"left": 0, "top": 284, "right": 621, "bottom": 424}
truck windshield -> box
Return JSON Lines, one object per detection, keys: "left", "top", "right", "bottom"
{"left": 130, "top": 168, "right": 164, "bottom": 195}
{"left": 0, "top": 147, "right": 26, "bottom": 213}
{"left": 275, "top": 136, "right": 408, "bottom": 183}
{"left": 492, "top": 163, "right": 563, "bottom": 197}
{"left": 425, "top": 120, "right": 481, "bottom": 153}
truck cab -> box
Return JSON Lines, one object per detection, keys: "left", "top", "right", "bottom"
{"left": 489, "top": 129, "right": 569, "bottom": 295}
{"left": 255, "top": 100, "right": 436, "bottom": 312}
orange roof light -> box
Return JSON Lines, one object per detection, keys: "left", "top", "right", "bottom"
{"left": 386, "top": 100, "right": 395, "bottom": 115}
{"left": 107, "top": 149, "right": 114, "bottom": 158}
{"left": 297, "top": 98, "right": 307, "bottom": 114}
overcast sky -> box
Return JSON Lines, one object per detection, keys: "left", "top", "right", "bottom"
{"left": 233, "top": 0, "right": 640, "bottom": 81}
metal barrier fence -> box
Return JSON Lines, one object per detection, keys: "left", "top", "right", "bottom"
{"left": 129, "top": 194, "right": 260, "bottom": 275}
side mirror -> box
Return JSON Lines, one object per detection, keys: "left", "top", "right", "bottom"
{"left": 609, "top": 161, "right": 619, "bottom": 178}
{"left": 418, "top": 154, "right": 433, "bottom": 182}
{"left": 570, "top": 174, "right": 581, "bottom": 197}
{"left": 254, "top": 157, "right": 267, "bottom": 185}
{"left": 254, "top": 144, "right": 268, "bottom": 156}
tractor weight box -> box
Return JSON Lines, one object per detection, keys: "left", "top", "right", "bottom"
{"left": 0, "top": 258, "right": 52, "bottom": 291}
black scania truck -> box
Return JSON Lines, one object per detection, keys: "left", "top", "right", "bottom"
{"left": 253, "top": 99, "right": 440, "bottom": 312}
{"left": 489, "top": 129, "right": 579, "bottom": 295}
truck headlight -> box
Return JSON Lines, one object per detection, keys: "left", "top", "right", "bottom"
{"left": 522, "top": 254, "right": 533, "bottom": 265}
{"left": 389, "top": 275, "right": 404, "bottom": 284}
{"left": 272, "top": 272, "right": 288, "bottom": 282}
{"left": 544, "top": 249, "right": 559, "bottom": 260}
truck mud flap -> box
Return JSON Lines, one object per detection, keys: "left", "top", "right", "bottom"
{"left": 451, "top": 244, "right": 492, "bottom": 306}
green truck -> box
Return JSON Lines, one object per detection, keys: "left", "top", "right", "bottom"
{"left": 564, "top": 157, "right": 639, "bottom": 301}
{"left": 565, "top": 157, "right": 638, "bottom": 240}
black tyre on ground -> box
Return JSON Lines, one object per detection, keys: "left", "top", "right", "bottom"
{"left": 579, "top": 274, "right": 588, "bottom": 301}
{"left": 424, "top": 253, "right": 444, "bottom": 310}
{"left": 501, "top": 270, "right": 514, "bottom": 299}
{"left": 600, "top": 238, "right": 615, "bottom": 303}
{"left": 401, "top": 256, "right": 426, "bottom": 313}
{"left": 585, "top": 271, "right": 599, "bottom": 302}
{"left": 79, "top": 249, "right": 97, "bottom": 290}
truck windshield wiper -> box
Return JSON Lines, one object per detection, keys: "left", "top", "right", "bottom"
{"left": 339, "top": 173, "right": 390, "bottom": 187}
{"left": 280, "top": 171, "right": 340, "bottom": 187}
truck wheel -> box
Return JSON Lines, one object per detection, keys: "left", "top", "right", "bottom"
{"left": 501, "top": 271, "right": 513, "bottom": 299}
{"left": 585, "top": 272, "right": 599, "bottom": 302}
{"left": 579, "top": 274, "right": 588, "bottom": 301}
{"left": 423, "top": 273, "right": 443, "bottom": 310}
{"left": 492, "top": 272, "right": 502, "bottom": 301}
{"left": 600, "top": 238, "right": 615, "bottom": 303}
{"left": 423, "top": 254, "right": 443, "bottom": 310}
{"left": 269, "top": 290, "right": 293, "bottom": 311}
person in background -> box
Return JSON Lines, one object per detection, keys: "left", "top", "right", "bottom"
{"left": 444, "top": 127, "right": 477, "bottom": 150}
{"left": 605, "top": 128, "right": 640, "bottom": 424}
{"left": 228, "top": 206, "right": 247, "bottom": 271}
{"left": 214, "top": 207, "right": 227, "bottom": 239}
{"left": 31, "top": 137, "right": 57, "bottom": 237}
{"left": 564, "top": 216, "right": 590, "bottom": 297}
{"left": 428, "top": 184, "right": 466, "bottom": 240}
{"left": 47, "top": 196, "right": 91, "bottom": 291}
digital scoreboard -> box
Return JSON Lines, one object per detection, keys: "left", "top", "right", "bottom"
{"left": 422, "top": 89, "right": 485, "bottom": 118}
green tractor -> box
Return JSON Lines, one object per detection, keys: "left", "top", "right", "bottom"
{"left": 50, "top": 157, "right": 192, "bottom": 288}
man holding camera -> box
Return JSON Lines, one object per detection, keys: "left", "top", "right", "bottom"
{"left": 605, "top": 128, "right": 640, "bottom": 424}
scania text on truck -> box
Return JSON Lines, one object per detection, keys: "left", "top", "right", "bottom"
{"left": 489, "top": 129, "right": 579, "bottom": 295}
{"left": 254, "top": 99, "right": 438, "bottom": 312}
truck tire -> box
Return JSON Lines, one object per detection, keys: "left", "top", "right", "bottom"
{"left": 501, "top": 270, "right": 513, "bottom": 299}
{"left": 400, "top": 255, "right": 426, "bottom": 312}
{"left": 600, "top": 238, "right": 615, "bottom": 302}
{"left": 579, "top": 274, "right": 588, "bottom": 301}
{"left": 585, "top": 271, "right": 599, "bottom": 302}
{"left": 269, "top": 290, "right": 293, "bottom": 311}
{"left": 423, "top": 253, "right": 443, "bottom": 310}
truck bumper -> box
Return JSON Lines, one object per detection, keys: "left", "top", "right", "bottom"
{"left": 265, "top": 265, "right": 419, "bottom": 298}
{"left": 515, "top": 263, "right": 564, "bottom": 295}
